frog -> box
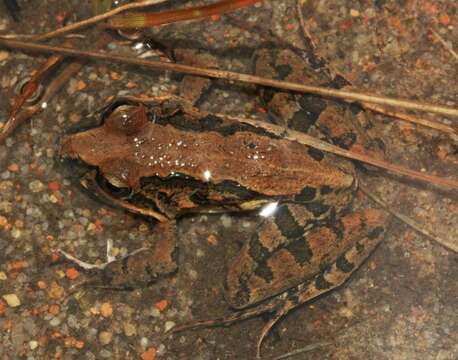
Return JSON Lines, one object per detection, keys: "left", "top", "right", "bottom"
{"left": 59, "top": 46, "right": 389, "bottom": 358}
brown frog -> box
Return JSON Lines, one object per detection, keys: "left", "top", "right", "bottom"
{"left": 61, "top": 77, "right": 388, "bottom": 357}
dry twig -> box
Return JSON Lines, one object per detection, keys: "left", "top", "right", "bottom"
{"left": 0, "top": 39, "right": 456, "bottom": 120}
{"left": 362, "top": 102, "right": 457, "bottom": 138}
{"left": 296, "top": 0, "right": 316, "bottom": 48}
{"left": 0, "top": 0, "right": 168, "bottom": 42}
{"left": 430, "top": 29, "right": 458, "bottom": 61}
{"left": 359, "top": 184, "right": 457, "bottom": 253}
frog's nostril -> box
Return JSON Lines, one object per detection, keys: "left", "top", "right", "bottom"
{"left": 105, "top": 105, "right": 148, "bottom": 136}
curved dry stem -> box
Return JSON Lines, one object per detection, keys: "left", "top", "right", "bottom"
{"left": 0, "top": 0, "right": 168, "bottom": 42}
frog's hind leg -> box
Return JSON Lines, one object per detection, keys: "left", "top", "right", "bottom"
{"left": 170, "top": 209, "right": 388, "bottom": 359}
{"left": 253, "top": 209, "right": 386, "bottom": 357}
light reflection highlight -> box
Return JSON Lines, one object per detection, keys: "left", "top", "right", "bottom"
{"left": 260, "top": 201, "right": 279, "bottom": 218}
{"left": 203, "top": 169, "right": 211, "bottom": 181}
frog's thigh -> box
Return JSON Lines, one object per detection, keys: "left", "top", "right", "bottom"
{"left": 101, "top": 221, "right": 178, "bottom": 288}
{"left": 225, "top": 206, "right": 387, "bottom": 309}
{"left": 277, "top": 208, "right": 387, "bottom": 312}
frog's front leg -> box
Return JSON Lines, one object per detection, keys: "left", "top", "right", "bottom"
{"left": 60, "top": 220, "right": 177, "bottom": 290}
{"left": 99, "top": 220, "right": 178, "bottom": 289}
{"left": 59, "top": 171, "right": 178, "bottom": 289}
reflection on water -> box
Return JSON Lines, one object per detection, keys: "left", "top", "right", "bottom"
{"left": 259, "top": 201, "right": 278, "bottom": 218}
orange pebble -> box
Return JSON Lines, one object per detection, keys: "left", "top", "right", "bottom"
{"left": 8, "top": 260, "right": 28, "bottom": 271}
{"left": 0, "top": 300, "right": 7, "bottom": 315}
{"left": 65, "top": 268, "right": 80, "bottom": 280}
{"left": 37, "top": 280, "right": 48, "bottom": 289}
{"left": 154, "top": 299, "right": 169, "bottom": 312}
{"left": 110, "top": 71, "right": 122, "bottom": 80}
{"left": 438, "top": 14, "right": 450, "bottom": 26}
{"left": 49, "top": 303, "right": 60, "bottom": 315}
{"left": 100, "top": 302, "right": 113, "bottom": 317}
{"left": 8, "top": 163, "right": 19, "bottom": 172}
{"left": 126, "top": 80, "right": 137, "bottom": 89}
{"left": 77, "top": 80, "right": 87, "bottom": 91}
{"left": 48, "top": 181, "right": 61, "bottom": 192}
{"left": 141, "top": 347, "right": 157, "bottom": 360}
{"left": 207, "top": 234, "right": 218, "bottom": 246}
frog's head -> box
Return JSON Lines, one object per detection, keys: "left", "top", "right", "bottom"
{"left": 60, "top": 103, "right": 150, "bottom": 191}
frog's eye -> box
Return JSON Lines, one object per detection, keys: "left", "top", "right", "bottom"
{"left": 104, "top": 105, "right": 148, "bottom": 136}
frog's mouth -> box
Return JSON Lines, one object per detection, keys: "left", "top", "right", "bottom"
{"left": 79, "top": 170, "right": 169, "bottom": 223}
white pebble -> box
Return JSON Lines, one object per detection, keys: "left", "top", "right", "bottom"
{"left": 164, "top": 321, "right": 176, "bottom": 332}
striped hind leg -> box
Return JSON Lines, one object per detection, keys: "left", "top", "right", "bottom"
{"left": 254, "top": 208, "right": 387, "bottom": 357}
{"left": 170, "top": 208, "right": 388, "bottom": 358}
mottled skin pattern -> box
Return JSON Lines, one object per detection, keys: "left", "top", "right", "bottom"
{"left": 61, "top": 47, "right": 389, "bottom": 358}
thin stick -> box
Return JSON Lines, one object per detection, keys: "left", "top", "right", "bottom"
{"left": 359, "top": 184, "right": 457, "bottom": 253}
{"left": 273, "top": 341, "right": 332, "bottom": 360}
{"left": 0, "top": 39, "right": 457, "bottom": 119}
{"left": 0, "top": 61, "right": 85, "bottom": 144}
{"left": 0, "top": 0, "right": 168, "bottom": 42}
{"left": 430, "top": 29, "right": 458, "bottom": 61}
{"left": 296, "top": 0, "right": 316, "bottom": 49}
{"left": 362, "top": 102, "right": 457, "bottom": 138}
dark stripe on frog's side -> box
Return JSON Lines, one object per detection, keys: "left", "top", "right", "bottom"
{"left": 274, "top": 205, "right": 305, "bottom": 240}
{"left": 304, "top": 202, "right": 331, "bottom": 218}
{"left": 325, "top": 74, "right": 351, "bottom": 90}
{"left": 307, "top": 147, "right": 325, "bottom": 161}
{"left": 335, "top": 253, "right": 355, "bottom": 273}
{"left": 248, "top": 233, "right": 274, "bottom": 282}
{"left": 315, "top": 270, "right": 333, "bottom": 290}
{"left": 284, "top": 238, "right": 313, "bottom": 266}
{"left": 322, "top": 209, "right": 345, "bottom": 243}
{"left": 294, "top": 95, "right": 328, "bottom": 128}
{"left": 369, "top": 226, "right": 385, "bottom": 240}
{"left": 151, "top": 111, "right": 282, "bottom": 139}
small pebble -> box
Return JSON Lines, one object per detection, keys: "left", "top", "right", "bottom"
{"left": 29, "top": 340, "right": 38, "bottom": 350}
{"left": 156, "top": 343, "right": 166, "bottom": 356}
{"left": 141, "top": 347, "right": 156, "bottom": 360}
{"left": 123, "top": 322, "right": 137, "bottom": 337}
{"left": 99, "top": 331, "right": 113, "bottom": 345}
{"left": 164, "top": 321, "right": 176, "bottom": 332}
{"left": 350, "top": 9, "right": 360, "bottom": 17}
{"left": 188, "top": 269, "right": 198, "bottom": 281}
{"left": 0, "top": 51, "right": 9, "bottom": 62}
{"left": 0, "top": 271, "right": 7, "bottom": 280}
{"left": 29, "top": 180, "right": 45, "bottom": 193}
{"left": 100, "top": 302, "right": 113, "bottom": 317}
{"left": 0, "top": 19, "right": 7, "bottom": 31}
{"left": 150, "top": 308, "right": 161, "bottom": 318}
{"left": 2, "top": 293, "right": 21, "bottom": 307}
{"left": 49, "top": 317, "right": 61, "bottom": 327}
{"left": 220, "top": 214, "right": 232, "bottom": 228}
